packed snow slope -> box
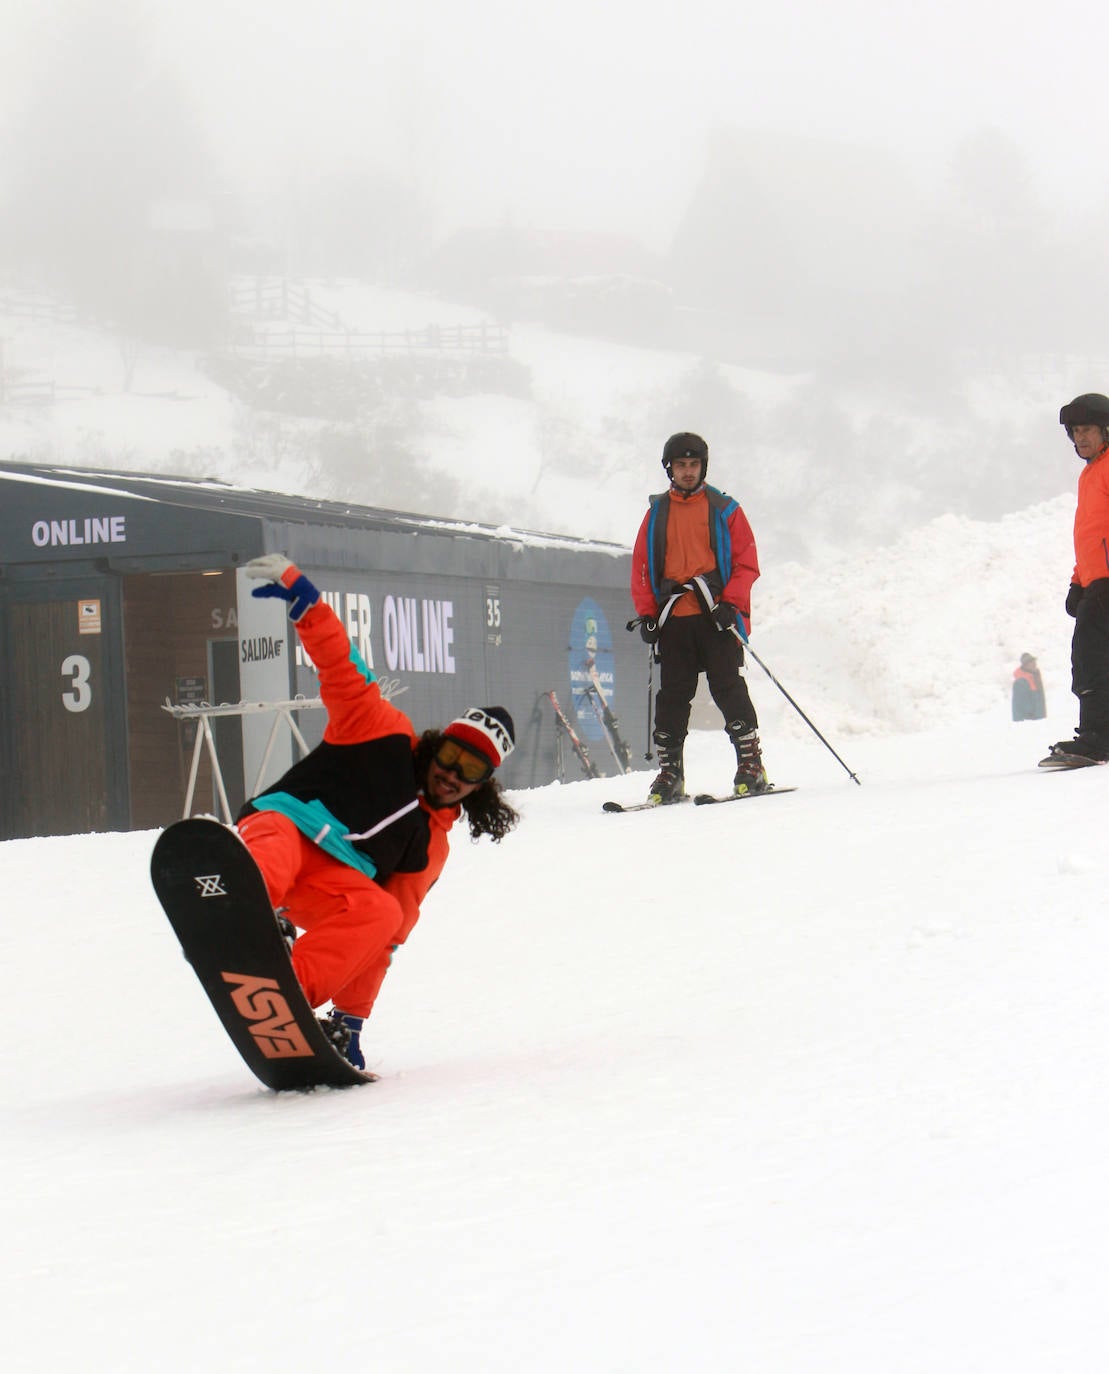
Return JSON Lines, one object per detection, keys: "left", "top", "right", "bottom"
{"left": 5, "top": 708, "right": 1109, "bottom": 1371}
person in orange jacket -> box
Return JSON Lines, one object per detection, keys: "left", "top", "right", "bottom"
{"left": 235, "top": 554, "right": 519, "bottom": 1068}
{"left": 1012, "top": 653, "right": 1046, "bottom": 721}
{"left": 631, "top": 432, "right": 768, "bottom": 803}
{"left": 1042, "top": 394, "right": 1109, "bottom": 765}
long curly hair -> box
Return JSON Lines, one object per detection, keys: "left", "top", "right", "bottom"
{"left": 415, "top": 731, "right": 520, "bottom": 842}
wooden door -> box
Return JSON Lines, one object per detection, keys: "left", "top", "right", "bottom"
{"left": 1, "top": 583, "right": 127, "bottom": 839}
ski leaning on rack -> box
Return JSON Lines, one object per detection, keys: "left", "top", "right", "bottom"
{"left": 693, "top": 785, "right": 797, "bottom": 805}
{"left": 582, "top": 668, "right": 633, "bottom": 774}
{"left": 547, "top": 690, "right": 602, "bottom": 780}
{"left": 151, "top": 817, "right": 377, "bottom": 1091}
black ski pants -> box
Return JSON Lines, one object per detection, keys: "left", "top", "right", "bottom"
{"left": 1072, "top": 581, "right": 1109, "bottom": 737}
{"left": 654, "top": 613, "right": 758, "bottom": 744}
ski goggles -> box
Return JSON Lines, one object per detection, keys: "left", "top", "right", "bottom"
{"left": 435, "top": 738, "right": 494, "bottom": 784}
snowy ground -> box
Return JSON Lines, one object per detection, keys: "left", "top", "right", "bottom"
{"left": 5, "top": 706, "right": 1109, "bottom": 1372}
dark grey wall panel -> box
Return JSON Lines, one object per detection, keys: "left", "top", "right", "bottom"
{"left": 0, "top": 460, "right": 642, "bottom": 838}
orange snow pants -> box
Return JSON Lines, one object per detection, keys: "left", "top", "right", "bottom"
{"left": 236, "top": 810, "right": 403, "bottom": 1019}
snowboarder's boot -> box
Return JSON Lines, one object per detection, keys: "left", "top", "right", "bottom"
{"left": 276, "top": 910, "right": 297, "bottom": 953}
{"left": 1043, "top": 733, "right": 1109, "bottom": 766}
{"left": 319, "top": 1008, "right": 366, "bottom": 1069}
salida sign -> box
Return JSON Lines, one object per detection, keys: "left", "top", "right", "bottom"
{"left": 240, "top": 635, "right": 285, "bottom": 665}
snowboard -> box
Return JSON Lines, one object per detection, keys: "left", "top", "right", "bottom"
{"left": 1037, "top": 749, "right": 1107, "bottom": 770}
{"left": 150, "top": 817, "right": 376, "bottom": 1091}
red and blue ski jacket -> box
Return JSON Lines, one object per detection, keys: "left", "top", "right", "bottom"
{"left": 631, "top": 483, "right": 759, "bottom": 631}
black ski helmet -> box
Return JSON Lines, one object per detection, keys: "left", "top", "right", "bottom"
{"left": 1059, "top": 393, "right": 1109, "bottom": 436}
{"left": 662, "top": 432, "right": 708, "bottom": 483}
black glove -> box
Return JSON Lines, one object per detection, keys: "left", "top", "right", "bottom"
{"left": 711, "top": 601, "right": 737, "bottom": 630}
{"left": 1083, "top": 578, "right": 1109, "bottom": 612}
{"left": 1066, "top": 583, "right": 1084, "bottom": 617}
{"left": 639, "top": 618, "right": 659, "bottom": 644}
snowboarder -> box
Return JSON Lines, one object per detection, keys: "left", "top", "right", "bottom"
{"left": 1012, "top": 653, "right": 1046, "bottom": 722}
{"left": 235, "top": 554, "right": 519, "bottom": 1068}
{"left": 630, "top": 432, "right": 768, "bottom": 803}
{"left": 1042, "top": 393, "right": 1109, "bottom": 765}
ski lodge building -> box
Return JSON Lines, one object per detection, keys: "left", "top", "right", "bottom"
{"left": 0, "top": 460, "right": 640, "bottom": 841}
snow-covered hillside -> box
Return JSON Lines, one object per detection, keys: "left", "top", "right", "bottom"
{"left": 0, "top": 279, "right": 1086, "bottom": 555}
{"left": 0, "top": 279, "right": 1087, "bottom": 736}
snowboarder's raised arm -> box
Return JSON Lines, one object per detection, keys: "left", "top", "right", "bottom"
{"left": 242, "top": 554, "right": 409, "bottom": 744}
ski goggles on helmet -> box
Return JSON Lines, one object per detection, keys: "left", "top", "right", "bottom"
{"left": 435, "top": 738, "right": 494, "bottom": 784}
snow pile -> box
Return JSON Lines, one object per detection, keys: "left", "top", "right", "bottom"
{"left": 753, "top": 496, "right": 1076, "bottom": 738}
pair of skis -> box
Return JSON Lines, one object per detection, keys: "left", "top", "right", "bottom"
{"left": 603, "top": 785, "right": 796, "bottom": 814}
{"left": 547, "top": 690, "right": 602, "bottom": 780}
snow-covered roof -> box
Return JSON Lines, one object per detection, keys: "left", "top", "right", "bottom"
{"left": 0, "top": 459, "right": 630, "bottom": 556}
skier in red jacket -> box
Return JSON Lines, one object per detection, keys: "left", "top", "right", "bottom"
{"left": 236, "top": 554, "right": 519, "bottom": 1068}
{"left": 631, "top": 432, "right": 767, "bottom": 803}
{"left": 1042, "top": 394, "right": 1109, "bottom": 766}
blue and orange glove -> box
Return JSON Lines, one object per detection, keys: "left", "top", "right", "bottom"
{"left": 243, "top": 554, "right": 320, "bottom": 622}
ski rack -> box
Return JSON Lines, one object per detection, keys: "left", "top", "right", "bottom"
{"left": 160, "top": 696, "right": 325, "bottom": 823}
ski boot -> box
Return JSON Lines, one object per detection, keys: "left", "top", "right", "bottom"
{"left": 728, "top": 724, "right": 770, "bottom": 796}
{"left": 647, "top": 731, "right": 687, "bottom": 805}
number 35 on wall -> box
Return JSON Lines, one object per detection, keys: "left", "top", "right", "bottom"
{"left": 61, "top": 654, "right": 93, "bottom": 713}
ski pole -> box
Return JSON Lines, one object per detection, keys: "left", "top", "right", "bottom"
{"left": 645, "top": 645, "right": 655, "bottom": 761}
{"left": 729, "top": 626, "right": 861, "bottom": 786}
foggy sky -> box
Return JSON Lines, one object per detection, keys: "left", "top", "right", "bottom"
{"left": 6, "top": 0, "right": 1106, "bottom": 247}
